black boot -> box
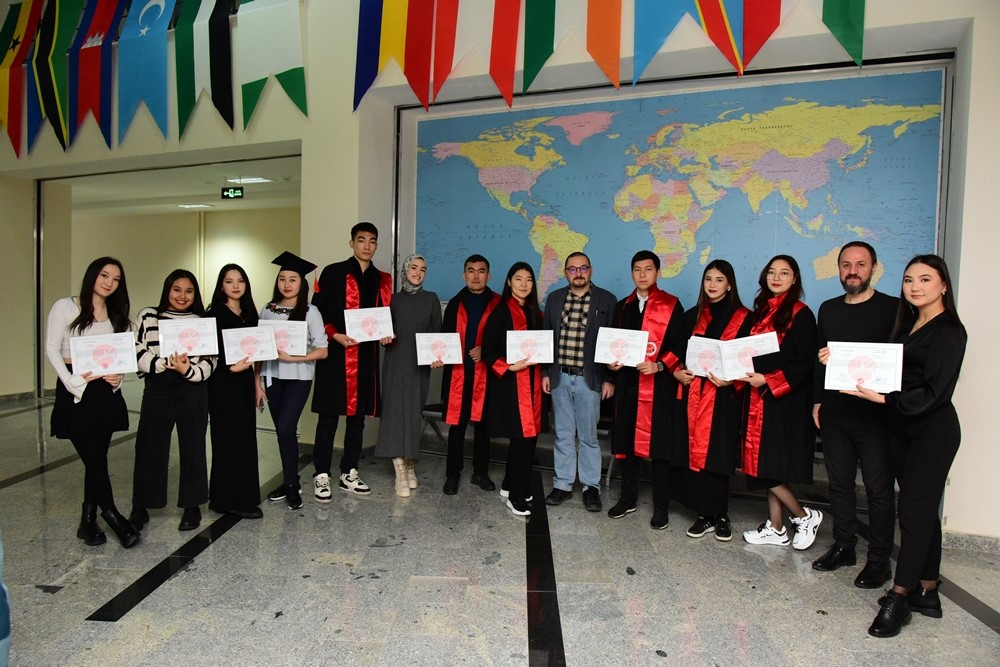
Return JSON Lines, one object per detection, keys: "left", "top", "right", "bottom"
{"left": 128, "top": 506, "right": 149, "bottom": 529}
{"left": 76, "top": 502, "right": 106, "bottom": 546}
{"left": 908, "top": 582, "right": 943, "bottom": 618}
{"left": 101, "top": 508, "right": 140, "bottom": 549}
{"left": 868, "top": 590, "right": 911, "bottom": 637}
{"left": 179, "top": 506, "right": 202, "bottom": 531}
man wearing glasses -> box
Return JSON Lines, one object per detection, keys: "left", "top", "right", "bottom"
{"left": 542, "top": 252, "right": 617, "bottom": 512}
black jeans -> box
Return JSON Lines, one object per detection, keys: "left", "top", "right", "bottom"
{"left": 265, "top": 378, "right": 312, "bottom": 487}
{"left": 315, "top": 413, "right": 366, "bottom": 476}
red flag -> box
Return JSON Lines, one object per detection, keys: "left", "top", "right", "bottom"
{"left": 490, "top": 0, "right": 521, "bottom": 106}
{"left": 404, "top": 0, "right": 434, "bottom": 109}
{"left": 744, "top": 0, "right": 781, "bottom": 68}
{"left": 0, "top": 0, "right": 43, "bottom": 156}
{"left": 698, "top": 0, "right": 742, "bottom": 74}
{"left": 432, "top": 0, "right": 459, "bottom": 102}
{"left": 74, "top": 0, "right": 127, "bottom": 147}
{"left": 587, "top": 0, "right": 622, "bottom": 88}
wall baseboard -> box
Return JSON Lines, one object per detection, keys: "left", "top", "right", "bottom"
{"left": 943, "top": 530, "right": 1000, "bottom": 555}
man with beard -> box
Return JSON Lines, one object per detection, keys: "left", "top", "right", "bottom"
{"left": 812, "top": 241, "right": 899, "bottom": 588}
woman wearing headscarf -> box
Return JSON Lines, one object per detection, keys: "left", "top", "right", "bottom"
{"left": 375, "top": 254, "right": 442, "bottom": 496}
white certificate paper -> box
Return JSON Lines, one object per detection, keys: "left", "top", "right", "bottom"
{"left": 259, "top": 320, "right": 308, "bottom": 356}
{"left": 506, "top": 330, "right": 554, "bottom": 364}
{"left": 824, "top": 341, "right": 904, "bottom": 393}
{"left": 718, "top": 332, "right": 781, "bottom": 381}
{"left": 594, "top": 327, "right": 650, "bottom": 367}
{"left": 69, "top": 332, "right": 138, "bottom": 375}
{"left": 344, "top": 306, "right": 394, "bottom": 342}
{"left": 415, "top": 333, "right": 463, "bottom": 365}
{"left": 685, "top": 336, "right": 725, "bottom": 378}
{"left": 159, "top": 318, "right": 219, "bottom": 357}
{"left": 222, "top": 327, "right": 278, "bottom": 364}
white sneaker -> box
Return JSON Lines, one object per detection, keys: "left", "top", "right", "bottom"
{"left": 743, "top": 520, "right": 790, "bottom": 546}
{"left": 791, "top": 507, "right": 823, "bottom": 550}
{"left": 313, "top": 473, "right": 332, "bottom": 503}
{"left": 339, "top": 469, "right": 372, "bottom": 496}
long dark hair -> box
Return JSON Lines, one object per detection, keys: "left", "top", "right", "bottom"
{"left": 70, "top": 257, "right": 131, "bottom": 334}
{"left": 501, "top": 261, "right": 541, "bottom": 319}
{"left": 891, "top": 254, "right": 962, "bottom": 338}
{"left": 271, "top": 270, "right": 309, "bottom": 321}
{"left": 750, "top": 255, "right": 803, "bottom": 334}
{"left": 695, "top": 259, "right": 744, "bottom": 313}
{"left": 156, "top": 269, "right": 206, "bottom": 315}
{"left": 209, "top": 264, "right": 258, "bottom": 324}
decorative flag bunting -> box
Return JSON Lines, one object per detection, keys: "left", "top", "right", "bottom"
{"left": 632, "top": 0, "right": 699, "bottom": 84}
{"left": 0, "top": 4, "right": 19, "bottom": 56}
{"left": 0, "top": 0, "right": 43, "bottom": 156}
{"left": 354, "top": 0, "right": 383, "bottom": 110}
{"left": 587, "top": 0, "right": 621, "bottom": 88}
{"left": 118, "top": 0, "right": 177, "bottom": 143}
{"left": 522, "top": 0, "right": 554, "bottom": 93}
{"left": 176, "top": 0, "right": 237, "bottom": 136}
{"left": 403, "top": 0, "right": 433, "bottom": 109}
{"left": 489, "top": 0, "right": 521, "bottom": 106}
{"left": 237, "top": 0, "right": 308, "bottom": 129}
{"left": 28, "top": 0, "right": 86, "bottom": 151}
{"left": 431, "top": 0, "right": 458, "bottom": 102}
{"left": 744, "top": 0, "right": 796, "bottom": 68}
{"left": 697, "top": 0, "right": 744, "bottom": 74}
{"left": 379, "top": 0, "right": 408, "bottom": 71}
{"left": 807, "top": 0, "right": 865, "bottom": 66}
{"left": 69, "top": 0, "right": 127, "bottom": 148}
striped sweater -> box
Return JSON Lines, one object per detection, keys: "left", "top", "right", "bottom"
{"left": 135, "top": 308, "right": 217, "bottom": 382}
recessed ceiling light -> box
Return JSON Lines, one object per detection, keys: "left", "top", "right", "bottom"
{"left": 226, "top": 177, "right": 273, "bottom": 184}
{"left": 178, "top": 203, "right": 215, "bottom": 209}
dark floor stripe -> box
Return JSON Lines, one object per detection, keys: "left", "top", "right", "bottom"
{"left": 525, "top": 470, "right": 566, "bottom": 667}
{"left": 0, "top": 403, "right": 47, "bottom": 419}
{"left": 0, "top": 433, "right": 137, "bottom": 490}
{"left": 87, "top": 454, "right": 313, "bottom": 622}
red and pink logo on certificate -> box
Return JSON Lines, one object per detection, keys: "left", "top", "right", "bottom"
{"left": 90, "top": 344, "right": 118, "bottom": 370}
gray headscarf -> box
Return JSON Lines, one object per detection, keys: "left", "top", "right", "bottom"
{"left": 399, "top": 254, "right": 426, "bottom": 295}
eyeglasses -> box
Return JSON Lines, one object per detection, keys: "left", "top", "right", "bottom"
{"left": 566, "top": 265, "right": 590, "bottom": 275}
{"left": 766, "top": 270, "right": 794, "bottom": 281}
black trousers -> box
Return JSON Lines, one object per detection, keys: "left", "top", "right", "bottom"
{"left": 71, "top": 434, "right": 115, "bottom": 510}
{"left": 315, "top": 413, "right": 366, "bottom": 476}
{"left": 132, "top": 373, "right": 209, "bottom": 509}
{"left": 691, "top": 469, "right": 730, "bottom": 518}
{"left": 889, "top": 405, "right": 961, "bottom": 590}
{"left": 445, "top": 406, "right": 491, "bottom": 477}
{"left": 503, "top": 436, "right": 538, "bottom": 503}
{"left": 265, "top": 379, "right": 311, "bottom": 487}
{"left": 821, "top": 417, "right": 895, "bottom": 561}
{"left": 619, "top": 453, "right": 670, "bottom": 509}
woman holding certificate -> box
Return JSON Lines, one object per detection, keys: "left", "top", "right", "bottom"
{"left": 672, "top": 260, "right": 749, "bottom": 542}
{"left": 738, "top": 255, "right": 823, "bottom": 550}
{"left": 131, "top": 270, "right": 217, "bottom": 533}
{"left": 842, "top": 255, "right": 966, "bottom": 638}
{"left": 46, "top": 257, "right": 139, "bottom": 548}
{"left": 259, "top": 252, "right": 329, "bottom": 510}
{"left": 206, "top": 264, "right": 265, "bottom": 519}
{"left": 482, "top": 262, "right": 544, "bottom": 517}
{"left": 374, "top": 254, "right": 442, "bottom": 497}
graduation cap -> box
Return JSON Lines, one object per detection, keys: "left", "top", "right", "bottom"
{"left": 272, "top": 251, "right": 317, "bottom": 277}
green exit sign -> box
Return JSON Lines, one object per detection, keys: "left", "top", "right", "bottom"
{"left": 221, "top": 187, "right": 245, "bottom": 199}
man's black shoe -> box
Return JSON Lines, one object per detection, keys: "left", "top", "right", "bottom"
{"left": 854, "top": 560, "right": 892, "bottom": 589}
{"left": 812, "top": 544, "right": 857, "bottom": 571}
{"left": 545, "top": 488, "right": 572, "bottom": 506}
{"left": 443, "top": 475, "right": 460, "bottom": 495}
{"left": 582, "top": 487, "right": 602, "bottom": 512}
{"left": 470, "top": 474, "right": 496, "bottom": 491}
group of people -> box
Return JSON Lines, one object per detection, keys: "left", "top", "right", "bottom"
{"left": 47, "top": 220, "right": 966, "bottom": 640}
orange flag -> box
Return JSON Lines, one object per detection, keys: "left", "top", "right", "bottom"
{"left": 587, "top": 0, "right": 621, "bottom": 88}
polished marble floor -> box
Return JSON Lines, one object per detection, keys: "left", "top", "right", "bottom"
{"left": 1, "top": 382, "right": 999, "bottom": 666}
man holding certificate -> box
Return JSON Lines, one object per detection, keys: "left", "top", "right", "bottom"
{"left": 311, "top": 222, "right": 394, "bottom": 496}
{"left": 812, "top": 242, "right": 898, "bottom": 588}
{"left": 607, "top": 251, "right": 686, "bottom": 529}
{"left": 541, "top": 252, "right": 617, "bottom": 513}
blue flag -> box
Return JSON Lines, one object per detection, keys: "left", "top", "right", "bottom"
{"left": 633, "top": 0, "right": 700, "bottom": 84}
{"left": 118, "top": 0, "right": 177, "bottom": 142}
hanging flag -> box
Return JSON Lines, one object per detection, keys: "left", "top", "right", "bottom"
{"left": 490, "top": 0, "right": 521, "bottom": 106}
{"left": 118, "top": 0, "right": 177, "bottom": 143}
{"left": 696, "top": 0, "right": 743, "bottom": 74}
{"left": 379, "top": 0, "right": 408, "bottom": 71}
{"left": 354, "top": 0, "right": 383, "bottom": 110}
{"left": 29, "top": 0, "right": 86, "bottom": 151}
{"left": 0, "top": 0, "right": 43, "bottom": 157}
{"left": 807, "top": 0, "right": 865, "bottom": 66}
{"left": 237, "top": 0, "right": 307, "bottom": 128}
{"left": 0, "top": 4, "right": 20, "bottom": 56}
{"left": 403, "top": 0, "right": 433, "bottom": 109}
{"left": 743, "top": 0, "right": 796, "bottom": 69}
{"left": 522, "top": 0, "right": 554, "bottom": 93}
{"left": 68, "top": 0, "right": 127, "bottom": 147}
{"left": 587, "top": 0, "right": 621, "bottom": 88}
{"left": 632, "top": 0, "right": 698, "bottom": 84}
{"left": 176, "top": 0, "right": 237, "bottom": 136}
{"left": 431, "top": 0, "right": 458, "bottom": 101}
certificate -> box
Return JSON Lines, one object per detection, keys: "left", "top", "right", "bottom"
{"left": 344, "top": 306, "right": 394, "bottom": 342}
{"left": 594, "top": 327, "right": 650, "bottom": 367}
{"left": 718, "top": 332, "right": 781, "bottom": 381}
{"left": 685, "top": 336, "right": 724, "bottom": 378}
{"left": 222, "top": 327, "right": 278, "bottom": 364}
{"left": 506, "top": 330, "right": 554, "bottom": 364}
{"left": 415, "top": 333, "right": 463, "bottom": 365}
{"left": 159, "top": 318, "right": 219, "bottom": 357}
{"left": 259, "top": 320, "right": 308, "bottom": 356}
{"left": 824, "top": 341, "right": 904, "bottom": 393}
{"left": 69, "top": 332, "right": 138, "bottom": 375}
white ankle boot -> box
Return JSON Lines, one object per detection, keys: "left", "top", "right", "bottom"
{"left": 393, "top": 458, "right": 410, "bottom": 497}
{"left": 405, "top": 459, "right": 418, "bottom": 489}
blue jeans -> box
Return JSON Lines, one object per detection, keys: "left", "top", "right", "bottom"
{"left": 551, "top": 372, "right": 602, "bottom": 491}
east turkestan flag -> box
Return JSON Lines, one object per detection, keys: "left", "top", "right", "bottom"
{"left": 236, "top": 0, "right": 306, "bottom": 129}
{"left": 176, "top": 0, "right": 237, "bottom": 136}
{"left": 0, "top": 0, "right": 44, "bottom": 157}
{"left": 118, "top": 0, "right": 177, "bottom": 143}
{"left": 29, "top": 0, "right": 87, "bottom": 151}
{"left": 68, "top": 0, "right": 128, "bottom": 148}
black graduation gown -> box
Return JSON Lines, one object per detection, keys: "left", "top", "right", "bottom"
{"left": 481, "top": 298, "right": 544, "bottom": 439}
{"left": 439, "top": 287, "right": 500, "bottom": 425}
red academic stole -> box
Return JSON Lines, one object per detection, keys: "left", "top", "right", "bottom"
{"left": 343, "top": 269, "right": 393, "bottom": 416}
{"left": 444, "top": 292, "right": 501, "bottom": 425}
{"left": 625, "top": 286, "right": 680, "bottom": 458}
{"left": 489, "top": 299, "right": 542, "bottom": 437}
{"left": 741, "top": 294, "right": 806, "bottom": 477}
{"left": 686, "top": 305, "right": 749, "bottom": 471}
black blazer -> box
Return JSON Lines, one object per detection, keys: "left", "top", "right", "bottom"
{"left": 542, "top": 283, "right": 617, "bottom": 392}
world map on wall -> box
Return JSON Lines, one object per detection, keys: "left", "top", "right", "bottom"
{"left": 414, "top": 69, "right": 944, "bottom": 310}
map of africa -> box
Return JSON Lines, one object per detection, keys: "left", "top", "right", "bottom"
{"left": 414, "top": 69, "right": 944, "bottom": 311}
